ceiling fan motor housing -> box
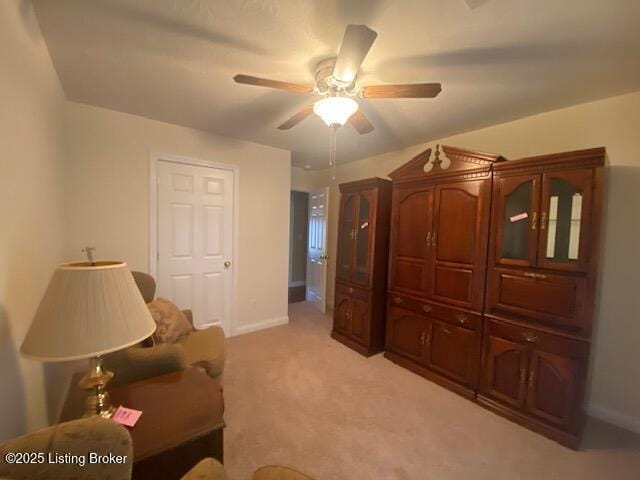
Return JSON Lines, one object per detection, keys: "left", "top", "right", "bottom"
{"left": 314, "top": 57, "right": 356, "bottom": 94}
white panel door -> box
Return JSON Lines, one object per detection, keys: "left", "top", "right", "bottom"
{"left": 306, "top": 187, "right": 329, "bottom": 313}
{"left": 157, "top": 160, "right": 234, "bottom": 334}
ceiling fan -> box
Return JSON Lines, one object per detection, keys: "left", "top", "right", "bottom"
{"left": 233, "top": 24, "right": 442, "bottom": 134}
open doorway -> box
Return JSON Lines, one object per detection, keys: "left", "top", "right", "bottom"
{"left": 289, "top": 191, "right": 309, "bottom": 303}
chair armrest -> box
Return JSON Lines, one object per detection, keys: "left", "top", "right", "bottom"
{"left": 105, "top": 343, "right": 187, "bottom": 387}
{"left": 0, "top": 417, "right": 132, "bottom": 480}
{"left": 182, "top": 309, "right": 195, "bottom": 329}
{"left": 253, "top": 465, "right": 316, "bottom": 480}
{"left": 181, "top": 458, "right": 227, "bottom": 480}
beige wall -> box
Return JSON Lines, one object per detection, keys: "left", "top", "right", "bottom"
{"left": 0, "top": 1, "right": 67, "bottom": 440}
{"left": 291, "top": 166, "right": 326, "bottom": 192}
{"left": 304, "top": 90, "right": 640, "bottom": 431}
{"left": 63, "top": 102, "right": 291, "bottom": 333}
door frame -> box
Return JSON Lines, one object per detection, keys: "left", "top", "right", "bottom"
{"left": 148, "top": 152, "right": 239, "bottom": 334}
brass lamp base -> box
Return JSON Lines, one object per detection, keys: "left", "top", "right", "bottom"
{"left": 79, "top": 356, "right": 115, "bottom": 418}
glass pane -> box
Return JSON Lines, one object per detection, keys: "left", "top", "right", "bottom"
{"left": 501, "top": 181, "right": 533, "bottom": 260}
{"left": 354, "top": 195, "right": 371, "bottom": 283}
{"left": 338, "top": 196, "right": 355, "bottom": 277}
{"left": 545, "top": 179, "right": 582, "bottom": 263}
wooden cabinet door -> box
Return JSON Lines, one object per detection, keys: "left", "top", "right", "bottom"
{"left": 352, "top": 190, "right": 376, "bottom": 286}
{"left": 386, "top": 305, "right": 428, "bottom": 363}
{"left": 425, "top": 319, "right": 478, "bottom": 387}
{"left": 480, "top": 331, "right": 529, "bottom": 408}
{"left": 525, "top": 350, "right": 580, "bottom": 428}
{"left": 537, "top": 170, "right": 593, "bottom": 272}
{"left": 493, "top": 175, "right": 541, "bottom": 268}
{"left": 333, "top": 292, "right": 352, "bottom": 334}
{"left": 429, "top": 179, "right": 491, "bottom": 310}
{"left": 487, "top": 268, "right": 587, "bottom": 334}
{"left": 389, "top": 188, "right": 434, "bottom": 296}
{"left": 336, "top": 194, "right": 357, "bottom": 282}
{"left": 350, "top": 297, "right": 370, "bottom": 344}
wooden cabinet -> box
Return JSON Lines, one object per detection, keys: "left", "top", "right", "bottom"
{"left": 385, "top": 145, "right": 503, "bottom": 396}
{"left": 383, "top": 145, "right": 605, "bottom": 449}
{"left": 487, "top": 149, "right": 604, "bottom": 336}
{"left": 332, "top": 178, "right": 391, "bottom": 356}
{"left": 478, "top": 318, "right": 587, "bottom": 439}
{"left": 480, "top": 147, "right": 604, "bottom": 448}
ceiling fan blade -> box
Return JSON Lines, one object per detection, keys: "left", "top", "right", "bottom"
{"left": 233, "top": 74, "right": 313, "bottom": 94}
{"left": 333, "top": 24, "right": 378, "bottom": 84}
{"left": 348, "top": 110, "right": 375, "bottom": 134}
{"left": 277, "top": 105, "right": 315, "bottom": 130}
{"left": 361, "top": 83, "right": 442, "bottom": 98}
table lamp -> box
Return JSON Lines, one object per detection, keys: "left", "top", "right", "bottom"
{"left": 21, "top": 261, "right": 156, "bottom": 418}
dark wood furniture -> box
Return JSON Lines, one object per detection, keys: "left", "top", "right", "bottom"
{"left": 332, "top": 177, "right": 392, "bottom": 356}
{"left": 61, "top": 368, "right": 225, "bottom": 479}
{"left": 385, "top": 145, "right": 504, "bottom": 397}
{"left": 383, "top": 145, "right": 605, "bottom": 449}
{"left": 478, "top": 147, "right": 605, "bottom": 448}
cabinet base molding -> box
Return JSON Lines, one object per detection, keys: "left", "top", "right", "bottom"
{"left": 384, "top": 350, "right": 476, "bottom": 401}
{"left": 477, "top": 394, "right": 581, "bottom": 449}
{"left": 331, "top": 330, "right": 381, "bottom": 357}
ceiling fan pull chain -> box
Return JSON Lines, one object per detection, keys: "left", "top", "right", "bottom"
{"left": 330, "top": 125, "right": 338, "bottom": 181}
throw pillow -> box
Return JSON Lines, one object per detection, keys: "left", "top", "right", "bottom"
{"left": 147, "top": 298, "right": 193, "bottom": 344}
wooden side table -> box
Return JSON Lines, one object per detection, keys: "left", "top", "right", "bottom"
{"left": 60, "top": 367, "right": 225, "bottom": 480}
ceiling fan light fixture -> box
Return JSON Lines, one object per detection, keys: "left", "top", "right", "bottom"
{"left": 313, "top": 97, "right": 359, "bottom": 127}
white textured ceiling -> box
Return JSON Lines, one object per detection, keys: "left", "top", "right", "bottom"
{"left": 33, "top": 0, "right": 640, "bottom": 168}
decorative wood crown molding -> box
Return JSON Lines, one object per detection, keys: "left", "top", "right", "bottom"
{"left": 339, "top": 177, "right": 391, "bottom": 193}
{"left": 494, "top": 147, "right": 606, "bottom": 174}
{"left": 388, "top": 145, "right": 505, "bottom": 183}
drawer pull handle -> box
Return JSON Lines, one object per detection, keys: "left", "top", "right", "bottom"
{"left": 420, "top": 331, "right": 426, "bottom": 345}
{"left": 524, "top": 272, "right": 547, "bottom": 280}
{"left": 348, "top": 287, "right": 354, "bottom": 294}
{"left": 531, "top": 212, "right": 538, "bottom": 230}
{"left": 519, "top": 367, "right": 526, "bottom": 385}
{"left": 425, "top": 232, "right": 432, "bottom": 247}
{"left": 442, "top": 327, "right": 452, "bottom": 335}
{"left": 456, "top": 314, "right": 468, "bottom": 324}
{"left": 522, "top": 331, "right": 538, "bottom": 343}
{"left": 394, "top": 297, "right": 404, "bottom": 304}
{"left": 422, "top": 304, "right": 433, "bottom": 313}
{"left": 528, "top": 370, "right": 536, "bottom": 388}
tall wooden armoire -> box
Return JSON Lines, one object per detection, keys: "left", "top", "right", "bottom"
{"left": 384, "top": 145, "right": 504, "bottom": 397}
{"left": 478, "top": 147, "right": 605, "bottom": 448}
{"left": 332, "top": 178, "right": 392, "bottom": 356}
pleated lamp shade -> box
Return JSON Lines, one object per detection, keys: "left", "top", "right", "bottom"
{"left": 21, "top": 261, "right": 156, "bottom": 362}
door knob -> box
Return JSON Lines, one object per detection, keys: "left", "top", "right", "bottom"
{"left": 224, "top": 261, "right": 231, "bottom": 268}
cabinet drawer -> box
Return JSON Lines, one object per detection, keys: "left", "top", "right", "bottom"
{"left": 336, "top": 281, "right": 369, "bottom": 301}
{"left": 487, "top": 268, "right": 587, "bottom": 334}
{"left": 388, "top": 293, "right": 480, "bottom": 330}
{"left": 483, "top": 318, "right": 587, "bottom": 357}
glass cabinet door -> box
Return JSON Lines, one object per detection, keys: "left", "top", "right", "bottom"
{"left": 353, "top": 191, "right": 374, "bottom": 285}
{"left": 495, "top": 175, "right": 541, "bottom": 267}
{"left": 537, "top": 170, "right": 592, "bottom": 272}
{"left": 337, "top": 194, "right": 357, "bottom": 281}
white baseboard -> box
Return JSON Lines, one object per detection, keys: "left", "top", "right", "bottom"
{"left": 288, "top": 281, "right": 306, "bottom": 287}
{"left": 587, "top": 402, "right": 640, "bottom": 434}
{"left": 232, "top": 316, "right": 289, "bottom": 336}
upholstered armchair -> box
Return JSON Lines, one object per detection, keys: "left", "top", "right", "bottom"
{"left": 104, "top": 272, "right": 225, "bottom": 386}
{"left": 0, "top": 417, "right": 132, "bottom": 480}
{"left": 0, "top": 419, "right": 313, "bottom": 480}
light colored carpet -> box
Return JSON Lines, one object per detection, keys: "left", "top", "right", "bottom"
{"left": 223, "top": 302, "right": 640, "bottom": 480}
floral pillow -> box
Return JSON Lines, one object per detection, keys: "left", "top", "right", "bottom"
{"left": 147, "top": 297, "right": 193, "bottom": 344}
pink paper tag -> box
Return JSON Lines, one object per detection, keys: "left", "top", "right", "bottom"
{"left": 510, "top": 212, "right": 528, "bottom": 222}
{"left": 360, "top": 221, "right": 369, "bottom": 229}
{"left": 112, "top": 406, "right": 142, "bottom": 427}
